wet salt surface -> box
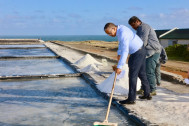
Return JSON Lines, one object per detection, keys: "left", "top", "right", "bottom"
{"left": 0, "top": 48, "right": 56, "bottom": 57}
{"left": 0, "top": 44, "right": 45, "bottom": 48}
{"left": 0, "top": 58, "right": 74, "bottom": 76}
{"left": 0, "top": 77, "right": 136, "bottom": 126}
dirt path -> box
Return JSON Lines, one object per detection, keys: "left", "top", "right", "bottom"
{"left": 51, "top": 40, "right": 189, "bottom": 78}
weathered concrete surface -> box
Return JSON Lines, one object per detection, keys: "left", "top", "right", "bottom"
{"left": 0, "top": 77, "right": 136, "bottom": 126}
{"left": 161, "top": 70, "right": 185, "bottom": 85}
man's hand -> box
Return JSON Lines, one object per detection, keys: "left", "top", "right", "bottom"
{"left": 112, "top": 65, "right": 117, "bottom": 71}
{"left": 112, "top": 65, "right": 121, "bottom": 75}
{"left": 115, "top": 68, "right": 121, "bottom": 75}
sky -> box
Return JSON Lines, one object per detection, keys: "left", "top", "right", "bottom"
{"left": 0, "top": 0, "right": 189, "bottom": 35}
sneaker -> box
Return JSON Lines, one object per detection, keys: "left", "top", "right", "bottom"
{"left": 150, "top": 91, "right": 157, "bottom": 96}
{"left": 138, "top": 95, "right": 152, "bottom": 100}
{"left": 136, "top": 89, "right": 144, "bottom": 95}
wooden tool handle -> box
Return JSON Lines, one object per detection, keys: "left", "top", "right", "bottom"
{"left": 104, "top": 72, "right": 117, "bottom": 122}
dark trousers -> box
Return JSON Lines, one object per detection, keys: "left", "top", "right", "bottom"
{"left": 128, "top": 46, "right": 150, "bottom": 101}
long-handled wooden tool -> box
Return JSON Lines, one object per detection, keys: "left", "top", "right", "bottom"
{"left": 93, "top": 72, "right": 118, "bottom": 126}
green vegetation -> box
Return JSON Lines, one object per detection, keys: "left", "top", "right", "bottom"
{"left": 165, "top": 44, "right": 189, "bottom": 61}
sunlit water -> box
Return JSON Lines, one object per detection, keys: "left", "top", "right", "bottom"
{"left": 0, "top": 44, "right": 45, "bottom": 48}
{"left": 0, "top": 42, "right": 136, "bottom": 126}
{"left": 0, "top": 58, "right": 74, "bottom": 76}
{"left": 0, "top": 48, "right": 56, "bottom": 57}
{"left": 0, "top": 77, "right": 136, "bottom": 126}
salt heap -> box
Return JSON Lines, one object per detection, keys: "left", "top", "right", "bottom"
{"left": 80, "top": 64, "right": 100, "bottom": 73}
{"left": 74, "top": 54, "right": 102, "bottom": 68}
{"left": 97, "top": 64, "right": 141, "bottom": 96}
{"left": 74, "top": 54, "right": 103, "bottom": 73}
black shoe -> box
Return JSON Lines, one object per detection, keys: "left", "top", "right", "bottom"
{"left": 138, "top": 95, "right": 152, "bottom": 100}
{"left": 119, "top": 99, "right": 136, "bottom": 104}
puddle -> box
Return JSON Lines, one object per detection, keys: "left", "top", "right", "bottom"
{"left": 0, "top": 77, "right": 136, "bottom": 126}
{"left": 0, "top": 44, "right": 45, "bottom": 48}
{"left": 0, "top": 58, "right": 74, "bottom": 76}
{"left": 0, "top": 48, "right": 56, "bottom": 57}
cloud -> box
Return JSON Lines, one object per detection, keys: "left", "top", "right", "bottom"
{"left": 137, "top": 8, "right": 189, "bottom": 29}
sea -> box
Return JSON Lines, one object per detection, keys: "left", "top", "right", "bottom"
{"left": 0, "top": 35, "right": 117, "bottom": 42}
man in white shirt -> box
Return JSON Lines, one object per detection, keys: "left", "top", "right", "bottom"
{"left": 104, "top": 23, "right": 152, "bottom": 104}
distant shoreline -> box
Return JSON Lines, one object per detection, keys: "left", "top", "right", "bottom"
{"left": 0, "top": 35, "right": 118, "bottom": 42}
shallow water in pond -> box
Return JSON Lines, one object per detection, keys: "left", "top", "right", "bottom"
{"left": 0, "top": 44, "right": 45, "bottom": 48}
{"left": 0, "top": 58, "right": 74, "bottom": 76}
{"left": 0, "top": 48, "right": 55, "bottom": 57}
{"left": 0, "top": 77, "right": 136, "bottom": 126}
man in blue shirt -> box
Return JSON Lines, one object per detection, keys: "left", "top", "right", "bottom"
{"left": 104, "top": 23, "right": 152, "bottom": 104}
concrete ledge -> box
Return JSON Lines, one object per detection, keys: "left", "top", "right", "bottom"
{"left": 161, "top": 70, "right": 185, "bottom": 85}
{"left": 0, "top": 73, "right": 81, "bottom": 80}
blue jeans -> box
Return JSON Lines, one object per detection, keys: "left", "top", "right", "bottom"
{"left": 146, "top": 53, "right": 160, "bottom": 92}
{"left": 128, "top": 46, "right": 150, "bottom": 101}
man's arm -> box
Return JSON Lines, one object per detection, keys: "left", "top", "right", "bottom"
{"left": 117, "top": 33, "right": 129, "bottom": 69}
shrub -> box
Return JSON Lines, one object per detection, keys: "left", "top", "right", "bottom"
{"left": 165, "top": 44, "right": 189, "bottom": 61}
